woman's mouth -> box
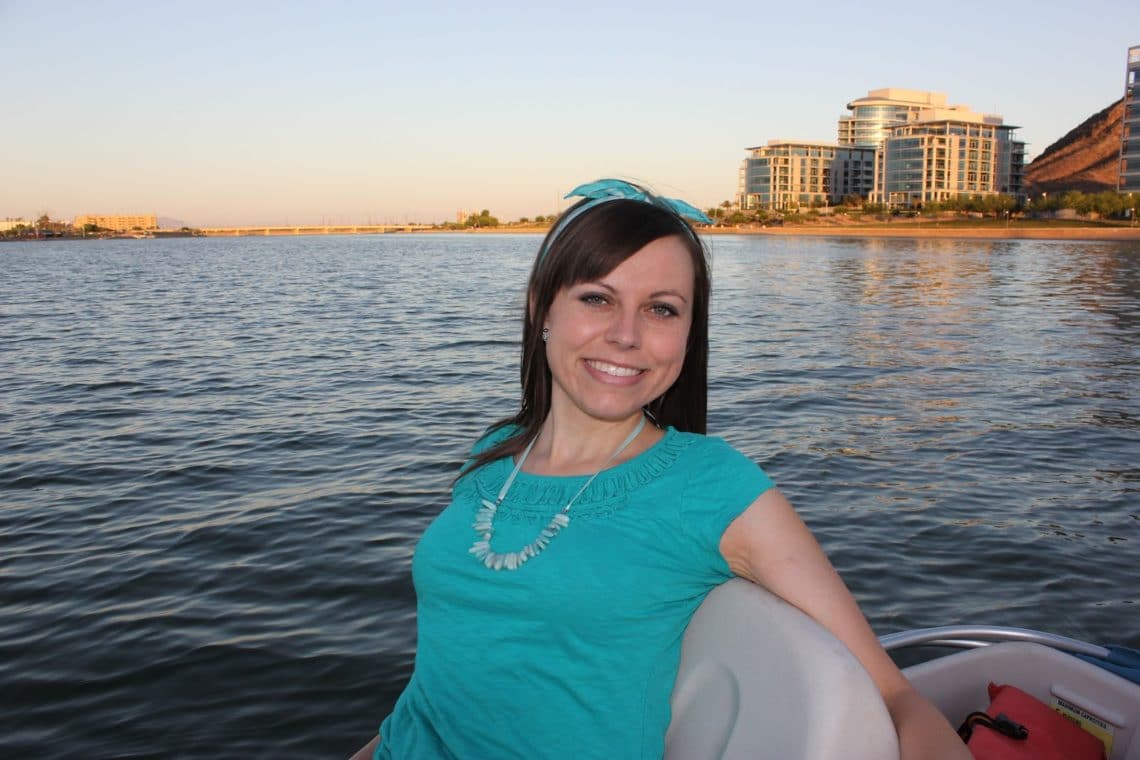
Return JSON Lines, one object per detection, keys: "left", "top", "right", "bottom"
{"left": 585, "top": 359, "right": 643, "bottom": 378}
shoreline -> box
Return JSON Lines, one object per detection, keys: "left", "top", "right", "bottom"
{"left": 434, "top": 223, "right": 1140, "bottom": 243}
{"left": 698, "top": 225, "right": 1140, "bottom": 242}
{"left": 8, "top": 224, "right": 1139, "bottom": 244}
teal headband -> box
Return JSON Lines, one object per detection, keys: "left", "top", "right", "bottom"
{"left": 537, "top": 178, "right": 711, "bottom": 266}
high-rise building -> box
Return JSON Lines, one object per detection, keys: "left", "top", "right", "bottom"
{"left": 838, "top": 89, "right": 967, "bottom": 149}
{"left": 840, "top": 89, "right": 1024, "bottom": 207}
{"left": 737, "top": 141, "right": 875, "bottom": 210}
{"left": 874, "top": 109, "right": 1025, "bottom": 207}
{"left": 1120, "top": 44, "right": 1140, "bottom": 192}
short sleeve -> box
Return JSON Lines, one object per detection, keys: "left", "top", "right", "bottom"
{"left": 679, "top": 437, "right": 775, "bottom": 560}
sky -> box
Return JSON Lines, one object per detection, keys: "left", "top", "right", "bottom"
{"left": 2, "top": 0, "right": 1138, "bottom": 226}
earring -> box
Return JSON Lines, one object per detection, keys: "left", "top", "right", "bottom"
{"left": 541, "top": 327, "right": 549, "bottom": 343}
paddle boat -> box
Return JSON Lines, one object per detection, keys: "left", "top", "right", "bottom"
{"left": 352, "top": 579, "right": 1137, "bottom": 758}
{"left": 667, "top": 579, "right": 1140, "bottom": 759}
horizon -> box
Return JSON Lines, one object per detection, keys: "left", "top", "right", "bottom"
{"left": 2, "top": 0, "right": 1138, "bottom": 227}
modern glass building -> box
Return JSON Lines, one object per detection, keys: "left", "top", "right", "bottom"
{"left": 737, "top": 141, "right": 875, "bottom": 210}
{"left": 839, "top": 88, "right": 1024, "bottom": 207}
{"left": 838, "top": 89, "right": 965, "bottom": 148}
{"left": 1121, "top": 45, "right": 1140, "bottom": 192}
{"left": 875, "top": 113, "right": 1025, "bottom": 207}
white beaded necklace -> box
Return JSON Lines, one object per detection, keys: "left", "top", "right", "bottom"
{"left": 469, "top": 415, "right": 648, "bottom": 571}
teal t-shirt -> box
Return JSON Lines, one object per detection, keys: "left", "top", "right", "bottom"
{"left": 377, "top": 426, "right": 774, "bottom": 759}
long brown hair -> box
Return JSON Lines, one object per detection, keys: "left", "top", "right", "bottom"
{"left": 465, "top": 197, "right": 711, "bottom": 474}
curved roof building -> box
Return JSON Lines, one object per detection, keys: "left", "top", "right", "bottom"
{"left": 838, "top": 88, "right": 967, "bottom": 148}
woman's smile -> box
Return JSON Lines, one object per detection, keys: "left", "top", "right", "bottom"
{"left": 584, "top": 358, "right": 644, "bottom": 380}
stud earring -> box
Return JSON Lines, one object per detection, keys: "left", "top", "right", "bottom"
{"left": 541, "top": 327, "right": 549, "bottom": 342}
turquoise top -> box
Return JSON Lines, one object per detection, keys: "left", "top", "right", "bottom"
{"left": 376, "top": 426, "right": 775, "bottom": 760}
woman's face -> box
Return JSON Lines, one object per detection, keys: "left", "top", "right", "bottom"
{"left": 543, "top": 235, "right": 695, "bottom": 427}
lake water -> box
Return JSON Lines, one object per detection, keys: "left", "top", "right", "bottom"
{"left": 1, "top": 233, "right": 1137, "bottom": 757}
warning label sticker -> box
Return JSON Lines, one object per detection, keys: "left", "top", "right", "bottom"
{"left": 1052, "top": 695, "right": 1114, "bottom": 756}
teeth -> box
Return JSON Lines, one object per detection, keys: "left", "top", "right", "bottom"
{"left": 587, "top": 360, "right": 641, "bottom": 377}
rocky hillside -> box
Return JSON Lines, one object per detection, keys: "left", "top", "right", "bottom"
{"left": 1024, "top": 99, "right": 1122, "bottom": 194}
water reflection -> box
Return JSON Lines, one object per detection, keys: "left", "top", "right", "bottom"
{"left": 1, "top": 234, "right": 1137, "bottom": 757}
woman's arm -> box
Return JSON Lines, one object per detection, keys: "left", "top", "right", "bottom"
{"left": 348, "top": 735, "right": 379, "bottom": 760}
{"left": 719, "top": 488, "right": 971, "bottom": 760}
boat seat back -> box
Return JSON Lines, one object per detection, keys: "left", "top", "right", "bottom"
{"left": 665, "top": 579, "right": 899, "bottom": 760}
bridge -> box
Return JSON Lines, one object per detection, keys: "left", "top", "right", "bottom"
{"left": 197, "top": 224, "right": 433, "bottom": 237}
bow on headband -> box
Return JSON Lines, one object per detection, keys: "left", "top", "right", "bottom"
{"left": 537, "top": 178, "right": 711, "bottom": 266}
{"left": 563, "top": 179, "right": 713, "bottom": 226}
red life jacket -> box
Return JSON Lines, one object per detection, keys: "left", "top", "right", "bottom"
{"left": 963, "top": 682, "right": 1106, "bottom": 760}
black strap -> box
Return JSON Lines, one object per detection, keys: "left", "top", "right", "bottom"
{"left": 958, "top": 711, "right": 1030, "bottom": 743}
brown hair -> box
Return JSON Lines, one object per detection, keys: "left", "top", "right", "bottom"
{"left": 464, "top": 197, "right": 710, "bottom": 475}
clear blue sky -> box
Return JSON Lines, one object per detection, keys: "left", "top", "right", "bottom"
{"left": 3, "top": 0, "right": 1137, "bottom": 226}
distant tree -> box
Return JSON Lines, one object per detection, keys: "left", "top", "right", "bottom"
{"left": 1091, "top": 191, "right": 1124, "bottom": 217}
{"left": 1058, "top": 190, "right": 1089, "bottom": 214}
{"left": 465, "top": 209, "right": 499, "bottom": 228}
{"left": 980, "top": 195, "right": 1001, "bottom": 217}
{"left": 995, "top": 195, "right": 1016, "bottom": 217}
{"left": 1028, "top": 194, "right": 1058, "bottom": 213}
{"left": 1123, "top": 193, "right": 1140, "bottom": 218}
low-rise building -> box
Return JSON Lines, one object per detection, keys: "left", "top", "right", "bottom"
{"left": 73, "top": 214, "right": 158, "bottom": 232}
{"left": 0, "top": 218, "right": 29, "bottom": 232}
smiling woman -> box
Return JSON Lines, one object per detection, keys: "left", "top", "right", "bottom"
{"left": 352, "top": 179, "right": 971, "bottom": 760}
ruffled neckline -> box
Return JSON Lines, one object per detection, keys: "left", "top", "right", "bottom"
{"left": 463, "top": 426, "right": 692, "bottom": 514}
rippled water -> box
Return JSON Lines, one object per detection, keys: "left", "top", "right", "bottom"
{"left": 2, "top": 233, "right": 1137, "bottom": 757}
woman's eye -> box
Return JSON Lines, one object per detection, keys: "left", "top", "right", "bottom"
{"left": 580, "top": 293, "right": 608, "bottom": 306}
{"left": 650, "top": 303, "right": 679, "bottom": 317}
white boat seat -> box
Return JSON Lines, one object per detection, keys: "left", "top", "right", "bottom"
{"left": 665, "top": 579, "right": 899, "bottom": 760}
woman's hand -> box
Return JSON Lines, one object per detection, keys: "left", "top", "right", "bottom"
{"left": 720, "top": 489, "right": 971, "bottom": 760}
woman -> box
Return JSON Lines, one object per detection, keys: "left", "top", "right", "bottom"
{"left": 353, "top": 179, "right": 969, "bottom": 759}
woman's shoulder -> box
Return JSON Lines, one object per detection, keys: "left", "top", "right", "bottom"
{"left": 469, "top": 421, "right": 521, "bottom": 456}
{"left": 669, "top": 429, "right": 761, "bottom": 471}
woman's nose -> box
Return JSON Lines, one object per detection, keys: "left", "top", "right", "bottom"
{"left": 605, "top": 309, "right": 640, "bottom": 348}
